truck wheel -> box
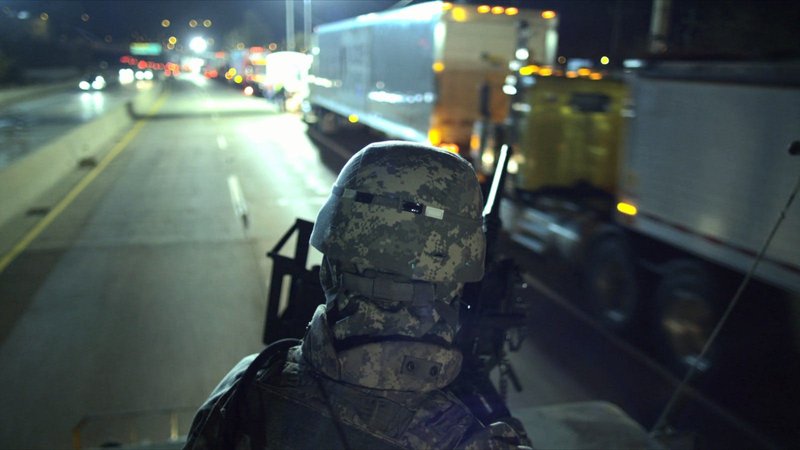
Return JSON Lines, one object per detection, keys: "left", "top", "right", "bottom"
{"left": 583, "top": 235, "right": 638, "bottom": 331}
{"left": 653, "top": 259, "right": 717, "bottom": 374}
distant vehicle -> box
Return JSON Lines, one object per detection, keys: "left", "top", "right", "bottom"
{"left": 260, "top": 51, "right": 312, "bottom": 111}
{"left": 472, "top": 59, "right": 800, "bottom": 375}
{"left": 78, "top": 74, "right": 107, "bottom": 91}
{"left": 303, "top": 1, "right": 558, "bottom": 157}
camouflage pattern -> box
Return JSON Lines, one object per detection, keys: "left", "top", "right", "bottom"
{"left": 303, "top": 305, "right": 462, "bottom": 391}
{"left": 311, "top": 141, "right": 486, "bottom": 283}
{"left": 184, "top": 305, "right": 532, "bottom": 450}
{"left": 331, "top": 289, "right": 457, "bottom": 343}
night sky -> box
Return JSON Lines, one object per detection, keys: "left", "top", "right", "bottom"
{"left": 2, "top": 0, "right": 799, "bottom": 64}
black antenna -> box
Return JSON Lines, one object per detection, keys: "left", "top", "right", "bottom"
{"left": 651, "top": 142, "right": 800, "bottom": 435}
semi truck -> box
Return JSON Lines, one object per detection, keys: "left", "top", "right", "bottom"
{"left": 471, "top": 59, "right": 800, "bottom": 374}
{"left": 303, "top": 1, "right": 558, "bottom": 156}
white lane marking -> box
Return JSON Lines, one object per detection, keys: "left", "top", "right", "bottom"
{"left": 217, "top": 135, "right": 228, "bottom": 150}
{"left": 227, "top": 175, "right": 249, "bottom": 226}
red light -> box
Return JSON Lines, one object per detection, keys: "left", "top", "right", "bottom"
{"left": 137, "top": 61, "right": 147, "bottom": 69}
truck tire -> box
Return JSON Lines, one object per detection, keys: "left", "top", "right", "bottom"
{"left": 652, "top": 259, "right": 718, "bottom": 375}
{"left": 582, "top": 235, "right": 639, "bottom": 331}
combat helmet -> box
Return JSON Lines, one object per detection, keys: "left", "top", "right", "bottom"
{"left": 311, "top": 141, "right": 485, "bottom": 284}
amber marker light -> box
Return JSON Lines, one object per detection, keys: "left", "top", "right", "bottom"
{"left": 541, "top": 10, "right": 557, "bottom": 19}
{"left": 348, "top": 114, "right": 359, "bottom": 123}
{"left": 505, "top": 7, "right": 519, "bottom": 16}
{"left": 477, "top": 5, "right": 491, "bottom": 14}
{"left": 617, "top": 202, "right": 638, "bottom": 216}
{"left": 432, "top": 61, "right": 445, "bottom": 72}
{"left": 491, "top": 6, "right": 505, "bottom": 14}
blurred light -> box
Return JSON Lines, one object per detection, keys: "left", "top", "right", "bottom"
{"left": 168, "top": 36, "right": 177, "bottom": 44}
{"left": 268, "top": 42, "right": 278, "bottom": 51}
{"left": 578, "top": 67, "right": 591, "bottom": 77}
{"left": 515, "top": 48, "right": 529, "bottom": 60}
{"left": 167, "top": 43, "right": 175, "bottom": 50}
{"left": 477, "top": 5, "right": 490, "bottom": 14}
{"left": 502, "top": 85, "right": 517, "bottom": 95}
{"left": 590, "top": 72, "right": 603, "bottom": 80}
{"left": 624, "top": 59, "right": 644, "bottom": 69}
{"left": 79, "top": 81, "right": 90, "bottom": 90}
{"left": 428, "top": 128, "right": 442, "bottom": 146}
{"left": 189, "top": 19, "right": 198, "bottom": 28}
{"left": 17, "top": 10, "right": 30, "bottom": 20}
{"left": 348, "top": 114, "right": 359, "bottom": 123}
{"left": 519, "top": 65, "right": 539, "bottom": 76}
{"left": 203, "top": 19, "right": 212, "bottom": 28}
{"left": 566, "top": 71, "right": 578, "bottom": 78}
{"left": 81, "top": 13, "right": 89, "bottom": 22}
{"left": 39, "top": 12, "right": 48, "bottom": 21}
{"left": 491, "top": 6, "right": 504, "bottom": 15}
{"left": 539, "top": 67, "right": 553, "bottom": 76}
{"left": 507, "top": 157, "right": 519, "bottom": 174}
{"left": 91, "top": 75, "right": 106, "bottom": 90}
{"left": 617, "top": 202, "right": 638, "bottom": 216}
{"left": 442, "top": 2, "right": 453, "bottom": 10}
{"left": 234, "top": 75, "right": 243, "bottom": 84}
{"left": 236, "top": 42, "right": 245, "bottom": 50}
{"left": 505, "top": 7, "right": 519, "bottom": 16}
{"left": 243, "top": 86, "right": 254, "bottom": 96}
{"left": 470, "top": 133, "right": 481, "bottom": 152}
{"left": 600, "top": 56, "right": 610, "bottom": 65}
{"left": 440, "top": 143, "right": 459, "bottom": 154}
{"left": 541, "top": 10, "right": 556, "bottom": 19}
{"left": 557, "top": 56, "right": 567, "bottom": 65}
{"left": 137, "top": 61, "right": 147, "bottom": 69}
{"left": 432, "top": 61, "right": 445, "bottom": 72}
{"left": 189, "top": 36, "right": 207, "bottom": 53}
{"left": 451, "top": 6, "right": 467, "bottom": 22}
{"left": 119, "top": 68, "right": 135, "bottom": 85}
{"left": 161, "top": 19, "right": 170, "bottom": 28}
{"left": 481, "top": 150, "right": 495, "bottom": 167}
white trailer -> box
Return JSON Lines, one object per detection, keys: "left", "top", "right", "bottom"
{"left": 497, "top": 60, "right": 800, "bottom": 373}
{"left": 305, "top": 1, "right": 558, "bottom": 155}
{"left": 618, "top": 61, "right": 800, "bottom": 296}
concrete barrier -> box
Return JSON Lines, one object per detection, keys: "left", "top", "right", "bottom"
{"left": 0, "top": 83, "right": 163, "bottom": 229}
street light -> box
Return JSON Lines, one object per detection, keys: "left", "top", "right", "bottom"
{"left": 189, "top": 36, "right": 207, "bottom": 53}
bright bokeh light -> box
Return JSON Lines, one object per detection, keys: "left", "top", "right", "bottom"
{"left": 505, "top": 7, "right": 519, "bottom": 16}
{"left": 203, "top": 19, "right": 212, "bottom": 28}
{"left": 491, "top": 6, "right": 504, "bottom": 14}
{"left": 541, "top": 10, "right": 557, "bottom": 19}
{"left": 348, "top": 114, "right": 359, "bottom": 123}
{"left": 617, "top": 202, "right": 638, "bottom": 216}
{"left": 451, "top": 6, "right": 467, "bottom": 22}
{"left": 515, "top": 48, "right": 529, "bottom": 60}
{"left": 432, "top": 61, "right": 445, "bottom": 72}
{"left": 477, "top": 5, "right": 490, "bottom": 14}
{"left": 189, "top": 19, "right": 198, "bottom": 28}
{"left": 600, "top": 56, "right": 610, "bottom": 65}
{"left": 168, "top": 36, "right": 177, "bottom": 45}
{"left": 40, "top": 12, "right": 48, "bottom": 21}
{"left": 161, "top": 19, "right": 170, "bottom": 27}
{"left": 519, "top": 65, "right": 539, "bottom": 76}
{"left": 189, "top": 36, "right": 207, "bottom": 53}
{"left": 243, "top": 86, "right": 254, "bottom": 96}
{"left": 119, "top": 68, "right": 135, "bottom": 85}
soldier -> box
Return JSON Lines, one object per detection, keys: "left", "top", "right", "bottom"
{"left": 184, "top": 141, "right": 531, "bottom": 449}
